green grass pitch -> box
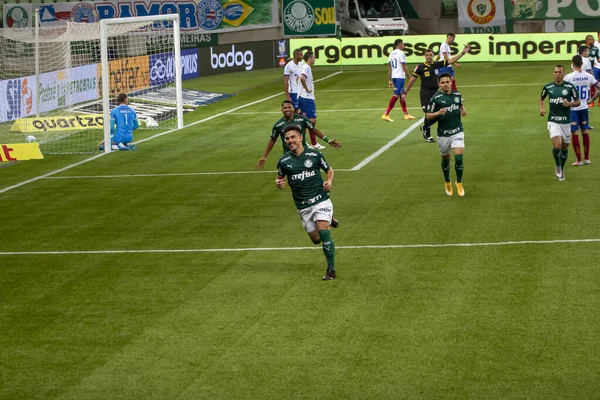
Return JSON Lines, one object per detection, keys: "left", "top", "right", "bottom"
{"left": 2, "top": 61, "right": 600, "bottom": 399}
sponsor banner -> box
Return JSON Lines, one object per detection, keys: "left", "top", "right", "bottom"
{"left": 149, "top": 49, "right": 199, "bottom": 86}
{"left": 283, "top": 0, "right": 336, "bottom": 37}
{"left": 0, "top": 64, "right": 98, "bottom": 123}
{"left": 11, "top": 114, "right": 104, "bottom": 133}
{"left": 146, "top": 33, "right": 218, "bottom": 52}
{"left": 291, "top": 33, "right": 588, "bottom": 65}
{"left": 132, "top": 87, "right": 233, "bottom": 107}
{"left": 506, "top": 0, "right": 600, "bottom": 20}
{"left": 199, "top": 40, "right": 288, "bottom": 76}
{"left": 0, "top": 143, "right": 44, "bottom": 161}
{"left": 458, "top": 0, "right": 506, "bottom": 34}
{"left": 545, "top": 19, "right": 574, "bottom": 32}
{"left": 98, "top": 55, "right": 150, "bottom": 97}
{"left": 4, "top": 0, "right": 278, "bottom": 33}
{"left": 276, "top": 39, "right": 289, "bottom": 67}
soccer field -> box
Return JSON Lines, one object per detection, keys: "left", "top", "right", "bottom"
{"left": 2, "top": 62, "right": 600, "bottom": 399}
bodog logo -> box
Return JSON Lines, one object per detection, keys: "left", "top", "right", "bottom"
{"left": 467, "top": 0, "right": 497, "bottom": 25}
{"left": 15, "top": 115, "right": 104, "bottom": 133}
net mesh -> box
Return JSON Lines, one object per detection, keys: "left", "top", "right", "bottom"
{"left": 0, "top": 20, "right": 180, "bottom": 154}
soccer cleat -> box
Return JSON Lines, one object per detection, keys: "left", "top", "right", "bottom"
{"left": 330, "top": 217, "right": 339, "bottom": 228}
{"left": 444, "top": 182, "right": 453, "bottom": 196}
{"left": 555, "top": 166, "right": 562, "bottom": 178}
{"left": 584, "top": 159, "right": 592, "bottom": 165}
{"left": 589, "top": 102, "right": 595, "bottom": 108}
{"left": 404, "top": 114, "right": 416, "bottom": 120}
{"left": 313, "top": 143, "right": 326, "bottom": 150}
{"left": 425, "top": 136, "right": 435, "bottom": 143}
{"left": 455, "top": 182, "right": 465, "bottom": 197}
{"left": 381, "top": 114, "right": 394, "bottom": 122}
{"left": 558, "top": 171, "right": 565, "bottom": 181}
{"left": 572, "top": 161, "right": 584, "bottom": 166}
{"left": 420, "top": 126, "right": 435, "bottom": 143}
{"left": 322, "top": 270, "right": 336, "bottom": 280}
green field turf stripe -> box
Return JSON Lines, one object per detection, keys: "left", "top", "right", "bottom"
{"left": 2, "top": 238, "right": 599, "bottom": 255}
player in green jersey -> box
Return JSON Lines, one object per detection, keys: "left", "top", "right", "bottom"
{"left": 586, "top": 35, "right": 600, "bottom": 107}
{"left": 255, "top": 100, "right": 341, "bottom": 169}
{"left": 539, "top": 65, "right": 580, "bottom": 181}
{"left": 426, "top": 73, "right": 467, "bottom": 197}
{"left": 276, "top": 125, "right": 337, "bottom": 280}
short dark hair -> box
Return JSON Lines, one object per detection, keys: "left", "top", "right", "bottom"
{"left": 438, "top": 73, "right": 452, "bottom": 82}
{"left": 281, "top": 99, "right": 293, "bottom": 107}
{"left": 394, "top": 38, "right": 403, "bottom": 47}
{"left": 555, "top": 64, "right": 565, "bottom": 70}
{"left": 116, "top": 93, "right": 128, "bottom": 104}
{"left": 425, "top": 48, "right": 434, "bottom": 54}
{"left": 572, "top": 55, "right": 583, "bottom": 68}
{"left": 578, "top": 46, "right": 588, "bottom": 55}
{"left": 293, "top": 48, "right": 303, "bottom": 55}
{"left": 447, "top": 33, "right": 456, "bottom": 38}
{"left": 303, "top": 51, "right": 314, "bottom": 62}
{"left": 283, "top": 125, "right": 301, "bottom": 136}
{"left": 586, "top": 34, "right": 594, "bottom": 40}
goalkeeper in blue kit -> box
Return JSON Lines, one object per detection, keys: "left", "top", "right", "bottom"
{"left": 98, "top": 93, "right": 139, "bottom": 151}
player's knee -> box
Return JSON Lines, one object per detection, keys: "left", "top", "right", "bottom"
{"left": 311, "top": 238, "right": 322, "bottom": 245}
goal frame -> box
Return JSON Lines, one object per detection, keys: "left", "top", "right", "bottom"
{"left": 99, "top": 15, "right": 184, "bottom": 154}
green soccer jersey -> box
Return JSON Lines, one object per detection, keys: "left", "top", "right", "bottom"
{"left": 590, "top": 45, "right": 599, "bottom": 64}
{"left": 271, "top": 114, "right": 314, "bottom": 153}
{"left": 427, "top": 90, "right": 464, "bottom": 137}
{"left": 277, "top": 149, "right": 331, "bottom": 210}
{"left": 540, "top": 81, "right": 578, "bottom": 123}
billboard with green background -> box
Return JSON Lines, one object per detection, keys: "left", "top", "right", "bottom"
{"left": 505, "top": 0, "right": 600, "bottom": 20}
{"left": 291, "top": 33, "right": 586, "bottom": 65}
{"left": 283, "top": 0, "right": 336, "bottom": 37}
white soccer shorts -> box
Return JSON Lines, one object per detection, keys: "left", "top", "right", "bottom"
{"left": 297, "top": 199, "right": 333, "bottom": 233}
{"left": 547, "top": 122, "right": 571, "bottom": 144}
{"left": 437, "top": 132, "right": 465, "bottom": 155}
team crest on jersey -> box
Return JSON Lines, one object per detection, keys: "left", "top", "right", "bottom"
{"left": 304, "top": 159, "right": 313, "bottom": 168}
{"left": 562, "top": 89, "right": 568, "bottom": 95}
{"left": 454, "top": 97, "right": 460, "bottom": 103}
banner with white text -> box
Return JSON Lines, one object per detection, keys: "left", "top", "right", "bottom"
{"left": 2, "top": 0, "right": 279, "bottom": 33}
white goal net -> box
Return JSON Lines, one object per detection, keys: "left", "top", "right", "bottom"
{"left": 0, "top": 14, "right": 183, "bottom": 154}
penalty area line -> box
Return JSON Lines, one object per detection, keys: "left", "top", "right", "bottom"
{"left": 1, "top": 238, "right": 599, "bottom": 255}
{"left": 0, "top": 71, "right": 344, "bottom": 195}
{"left": 351, "top": 117, "right": 424, "bottom": 171}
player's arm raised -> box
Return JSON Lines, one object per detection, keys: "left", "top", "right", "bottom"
{"left": 449, "top": 44, "right": 470, "bottom": 65}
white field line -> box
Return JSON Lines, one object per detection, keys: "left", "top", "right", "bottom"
{"left": 351, "top": 117, "right": 424, "bottom": 171}
{"left": 0, "top": 72, "right": 344, "bottom": 195}
{"left": 321, "top": 82, "right": 545, "bottom": 92}
{"left": 1, "top": 238, "right": 599, "bottom": 256}
{"left": 231, "top": 107, "right": 420, "bottom": 114}
{"left": 45, "top": 168, "right": 354, "bottom": 180}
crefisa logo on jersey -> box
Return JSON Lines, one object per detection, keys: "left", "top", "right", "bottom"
{"left": 72, "top": 3, "right": 98, "bottom": 23}
{"left": 284, "top": 0, "right": 315, "bottom": 33}
{"left": 198, "top": 0, "right": 225, "bottom": 30}
{"left": 467, "top": 0, "right": 496, "bottom": 25}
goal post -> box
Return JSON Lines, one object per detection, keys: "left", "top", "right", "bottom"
{"left": 100, "top": 14, "right": 184, "bottom": 154}
{"left": 0, "top": 13, "right": 185, "bottom": 154}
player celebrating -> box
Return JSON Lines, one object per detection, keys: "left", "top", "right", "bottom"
{"left": 299, "top": 51, "right": 323, "bottom": 149}
{"left": 437, "top": 33, "right": 460, "bottom": 91}
{"left": 403, "top": 45, "right": 470, "bottom": 142}
{"left": 539, "top": 65, "right": 580, "bottom": 181}
{"left": 98, "top": 93, "right": 139, "bottom": 151}
{"left": 284, "top": 49, "right": 303, "bottom": 112}
{"left": 255, "top": 100, "right": 341, "bottom": 169}
{"left": 381, "top": 39, "right": 415, "bottom": 122}
{"left": 565, "top": 55, "right": 600, "bottom": 166}
{"left": 276, "top": 126, "right": 337, "bottom": 280}
{"left": 426, "top": 74, "right": 467, "bottom": 196}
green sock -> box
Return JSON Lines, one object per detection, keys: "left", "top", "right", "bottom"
{"left": 552, "top": 148, "right": 561, "bottom": 166}
{"left": 318, "top": 230, "right": 335, "bottom": 271}
{"left": 560, "top": 149, "right": 568, "bottom": 167}
{"left": 441, "top": 158, "right": 451, "bottom": 182}
{"left": 454, "top": 154, "right": 464, "bottom": 183}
